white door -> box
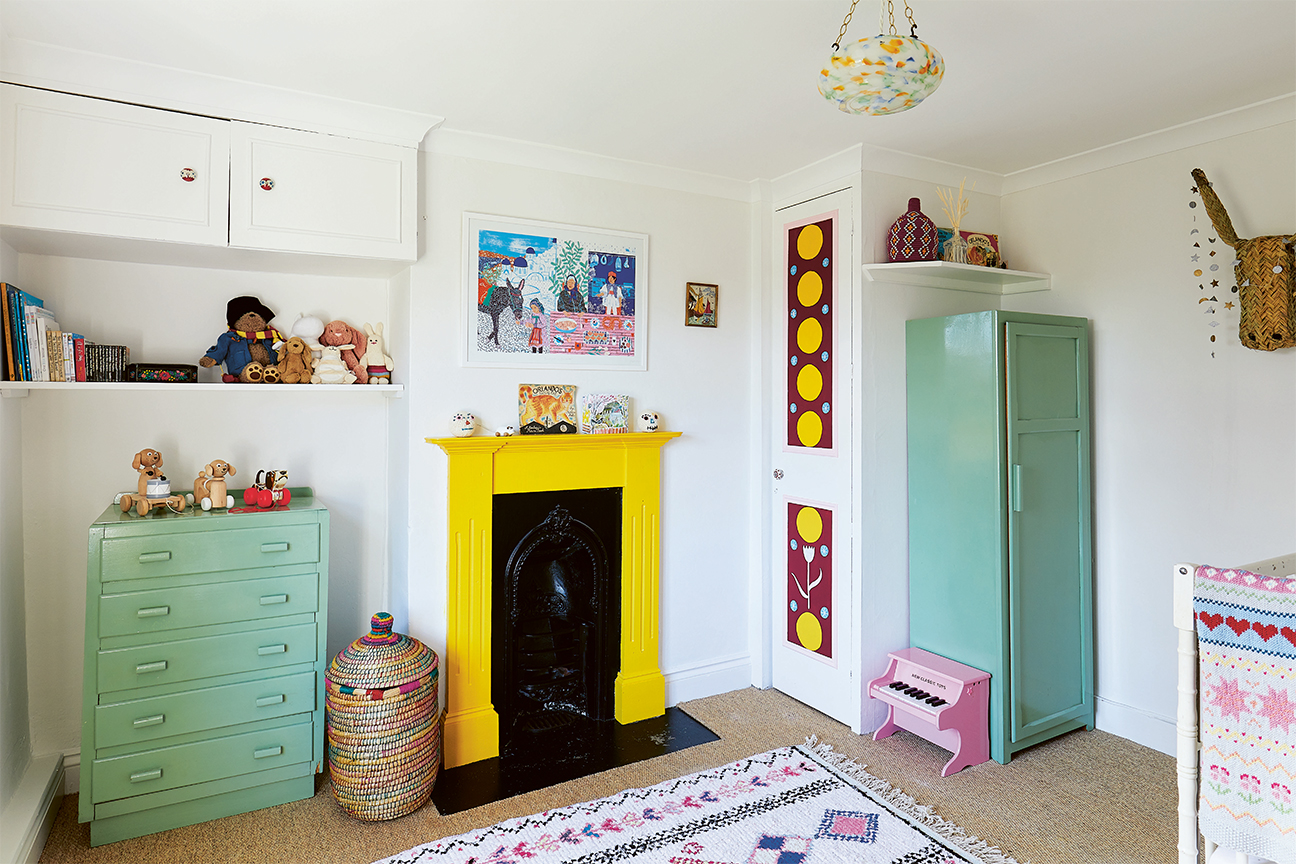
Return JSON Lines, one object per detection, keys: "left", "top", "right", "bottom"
{"left": 770, "top": 187, "right": 858, "bottom": 731}
{"left": 229, "top": 121, "right": 416, "bottom": 260}
{"left": 0, "top": 84, "right": 229, "bottom": 245}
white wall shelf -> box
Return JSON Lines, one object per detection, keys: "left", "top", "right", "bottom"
{"left": 0, "top": 382, "right": 403, "bottom": 398}
{"left": 862, "top": 261, "right": 1050, "bottom": 294}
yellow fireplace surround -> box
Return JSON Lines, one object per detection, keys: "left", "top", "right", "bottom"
{"left": 428, "top": 431, "right": 681, "bottom": 768}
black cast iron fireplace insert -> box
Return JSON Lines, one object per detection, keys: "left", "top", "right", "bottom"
{"left": 431, "top": 485, "right": 719, "bottom": 815}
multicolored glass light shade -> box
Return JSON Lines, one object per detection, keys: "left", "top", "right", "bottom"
{"left": 819, "top": 34, "right": 944, "bottom": 116}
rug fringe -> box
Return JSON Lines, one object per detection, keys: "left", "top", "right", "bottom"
{"left": 801, "top": 735, "right": 1026, "bottom": 864}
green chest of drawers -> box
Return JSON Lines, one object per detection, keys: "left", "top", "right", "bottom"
{"left": 80, "top": 489, "right": 328, "bottom": 846}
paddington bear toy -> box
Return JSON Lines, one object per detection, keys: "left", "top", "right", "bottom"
{"left": 200, "top": 296, "right": 284, "bottom": 383}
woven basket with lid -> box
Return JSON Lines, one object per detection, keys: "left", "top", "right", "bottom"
{"left": 325, "top": 613, "right": 439, "bottom": 820}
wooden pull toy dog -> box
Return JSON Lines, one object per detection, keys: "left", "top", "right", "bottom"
{"left": 189, "top": 460, "right": 237, "bottom": 511}
{"left": 118, "top": 448, "right": 188, "bottom": 516}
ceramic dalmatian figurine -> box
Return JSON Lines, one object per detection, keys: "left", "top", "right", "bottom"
{"left": 637, "top": 411, "right": 660, "bottom": 432}
{"left": 450, "top": 412, "right": 477, "bottom": 437}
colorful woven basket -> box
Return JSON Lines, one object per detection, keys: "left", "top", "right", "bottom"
{"left": 325, "top": 613, "right": 440, "bottom": 821}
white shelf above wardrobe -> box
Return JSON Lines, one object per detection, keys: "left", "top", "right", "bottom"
{"left": 862, "top": 261, "right": 1050, "bottom": 294}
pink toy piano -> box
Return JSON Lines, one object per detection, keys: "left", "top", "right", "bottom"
{"left": 867, "top": 647, "right": 990, "bottom": 777}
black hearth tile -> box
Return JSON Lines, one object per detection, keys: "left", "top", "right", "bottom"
{"left": 430, "top": 707, "right": 719, "bottom": 816}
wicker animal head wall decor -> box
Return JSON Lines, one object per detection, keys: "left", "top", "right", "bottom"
{"left": 1191, "top": 168, "right": 1295, "bottom": 351}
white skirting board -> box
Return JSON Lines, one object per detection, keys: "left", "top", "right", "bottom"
{"left": 1095, "top": 695, "right": 1176, "bottom": 756}
{"left": 0, "top": 753, "right": 63, "bottom": 864}
{"left": 664, "top": 653, "right": 752, "bottom": 708}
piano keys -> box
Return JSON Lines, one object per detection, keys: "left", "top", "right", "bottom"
{"left": 867, "top": 647, "right": 990, "bottom": 777}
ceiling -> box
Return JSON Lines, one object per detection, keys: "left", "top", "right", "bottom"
{"left": 1, "top": 0, "right": 1293, "bottom": 182}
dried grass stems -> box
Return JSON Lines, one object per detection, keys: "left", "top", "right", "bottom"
{"left": 937, "top": 178, "right": 974, "bottom": 234}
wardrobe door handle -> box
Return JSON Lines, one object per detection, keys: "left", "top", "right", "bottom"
{"left": 255, "top": 694, "right": 285, "bottom": 708}
{"left": 1010, "top": 464, "right": 1023, "bottom": 512}
{"left": 138, "top": 551, "right": 172, "bottom": 563}
{"left": 254, "top": 746, "right": 283, "bottom": 760}
{"left": 257, "top": 644, "right": 287, "bottom": 656}
{"left": 260, "top": 542, "right": 289, "bottom": 553}
{"left": 259, "top": 594, "right": 288, "bottom": 606}
{"left": 135, "top": 661, "right": 168, "bottom": 674}
{"left": 136, "top": 605, "right": 170, "bottom": 618}
{"left": 132, "top": 714, "right": 165, "bottom": 728}
{"left": 130, "top": 768, "right": 162, "bottom": 783}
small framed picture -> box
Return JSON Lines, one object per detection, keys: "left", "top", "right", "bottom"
{"left": 685, "top": 282, "right": 718, "bottom": 328}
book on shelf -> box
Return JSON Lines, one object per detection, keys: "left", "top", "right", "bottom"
{"left": 5, "top": 284, "right": 45, "bottom": 382}
{"left": 71, "top": 335, "right": 86, "bottom": 382}
{"left": 45, "top": 328, "right": 65, "bottom": 381}
{"left": 86, "top": 344, "right": 130, "bottom": 382}
{"left": 25, "top": 306, "right": 56, "bottom": 382}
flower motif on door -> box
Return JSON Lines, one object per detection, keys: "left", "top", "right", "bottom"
{"left": 787, "top": 500, "right": 833, "bottom": 661}
{"left": 786, "top": 215, "right": 835, "bottom": 451}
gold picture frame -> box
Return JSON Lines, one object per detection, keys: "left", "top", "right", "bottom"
{"left": 685, "top": 282, "right": 718, "bottom": 328}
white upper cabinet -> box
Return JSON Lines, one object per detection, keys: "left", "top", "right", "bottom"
{"left": 229, "top": 122, "right": 416, "bottom": 261}
{"left": 0, "top": 84, "right": 229, "bottom": 245}
{"left": 0, "top": 84, "right": 420, "bottom": 264}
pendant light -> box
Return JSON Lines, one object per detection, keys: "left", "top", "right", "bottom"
{"left": 819, "top": 0, "right": 944, "bottom": 116}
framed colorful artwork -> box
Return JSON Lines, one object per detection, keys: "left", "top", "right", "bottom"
{"left": 579, "top": 394, "right": 631, "bottom": 434}
{"left": 464, "top": 212, "right": 648, "bottom": 370}
{"left": 685, "top": 282, "right": 718, "bottom": 328}
{"left": 785, "top": 496, "right": 836, "bottom": 666}
{"left": 518, "top": 384, "right": 578, "bottom": 434}
{"left": 784, "top": 211, "right": 837, "bottom": 456}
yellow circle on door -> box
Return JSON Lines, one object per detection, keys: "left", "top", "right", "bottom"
{"left": 796, "top": 364, "right": 823, "bottom": 402}
{"left": 795, "top": 505, "right": 823, "bottom": 543}
{"left": 796, "top": 611, "right": 823, "bottom": 651}
{"left": 797, "top": 224, "right": 824, "bottom": 260}
{"left": 797, "top": 271, "right": 823, "bottom": 307}
{"left": 796, "top": 410, "right": 823, "bottom": 448}
{"left": 796, "top": 318, "right": 823, "bottom": 354}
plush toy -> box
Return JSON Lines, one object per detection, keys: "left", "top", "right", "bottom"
{"left": 276, "top": 336, "right": 315, "bottom": 384}
{"left": 288, "top": 313, "right": 325, "bottom": 355}
{"left": 320, "top": 320, "right": 368, "bottom": 384}
{"left": 200, "top": 296, "right": 283, "bottom": 383}
{"left": 312, "top": 344, "right": 357, "bottom": 384}
{"left": 362, "top": 322, "right": 393, "bottom": 384}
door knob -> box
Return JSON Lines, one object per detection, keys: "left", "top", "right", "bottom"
{"left": 773, "top": 469, "right": 784, "bottom": 480}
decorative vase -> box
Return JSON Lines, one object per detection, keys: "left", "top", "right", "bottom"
{"left": 887, "top": 198, "right": 939, "bottom": 262}
{"left": 942, "top": 235, "right": 970, "bottom": 264}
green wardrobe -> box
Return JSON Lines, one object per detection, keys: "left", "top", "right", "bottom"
{"left": 906, "top": 310, "right": 1094, "bottom": 763}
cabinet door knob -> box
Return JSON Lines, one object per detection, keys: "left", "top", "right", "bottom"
{"left": 180, "top": 168, "right": 196, "bottom": 182}
{"left": 259, "top": 177, "right": 275, "bottom": 191}
{"left": 773, "top": 469, "right": 784, "bottom": 480}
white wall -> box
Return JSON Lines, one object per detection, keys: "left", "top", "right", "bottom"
{"left": 10, "top": 255, "right": 397, "bottom": 760}
{"left": 1001, "top": 121, "right": 1296, "bottom": 752}
{"left": 0, "top": 237, "right": 31, "bottom": 808}
{"left": 403, "top": 147, "right": 755, "bottom": 704}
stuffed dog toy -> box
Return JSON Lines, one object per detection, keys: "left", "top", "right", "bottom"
{"left": 276, "top": 336, "right": 314, "bottom": 384}
{"left": 191, "top": 460, "right": 236, "bottom": 511}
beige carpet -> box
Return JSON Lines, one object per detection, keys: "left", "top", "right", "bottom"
{"left": 40, "top": 687, "right": 1177, "bottom": 864}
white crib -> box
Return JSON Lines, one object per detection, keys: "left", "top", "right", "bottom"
{"left": 1175, "top": 553, "right": 1296, "bottom": 864}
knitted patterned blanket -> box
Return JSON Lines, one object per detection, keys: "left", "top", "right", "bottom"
{"left": 1195, "top": 565, "right": 1296, "bottom": 864}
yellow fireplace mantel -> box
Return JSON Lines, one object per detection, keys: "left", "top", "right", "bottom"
{"left": 428, "top": 431, "right": 681, "bottom": 768}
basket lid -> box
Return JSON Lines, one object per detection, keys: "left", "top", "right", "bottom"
{"left": 326, "top": 613, "right": 437, "bottom": 689}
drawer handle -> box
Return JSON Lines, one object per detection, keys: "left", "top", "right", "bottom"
{"left": 257, "top": 644, "right": 287, "bottom": 656}
{"left": 135, "top": 661, "right": 168, "bottom": 674}
{"left": 136, "top": 605, "right": 170, "bottom": 618}
{"left": 255, "top": 694, "right": 285, "bottom": 707}
{"left": 129, "top": 768, "right": 162, "bottom": 783}
{"left": 260, "top": 542, "right": 289, "bottom": 553}
{"left": 132, "top": 714, "right": 165, "bottom": 728}
{"left": 254, "top": 746, "right": 283, "bottom": 760}
{"left": 137, "top": 551, "right": 172, "bottom": 563}
{"left": 259, "top": 594, "right": 288, "bottom": 606}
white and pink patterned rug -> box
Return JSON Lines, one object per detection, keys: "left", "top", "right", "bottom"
{"left": 376, "top": 738, "right": 1020, "bottom": 864}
